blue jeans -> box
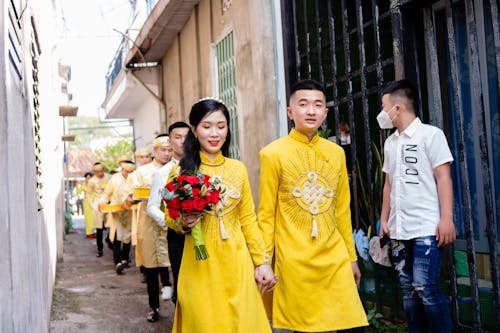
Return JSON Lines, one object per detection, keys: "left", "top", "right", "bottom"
{"left": 391, "top": 236, "right": 452, "bottom": 333}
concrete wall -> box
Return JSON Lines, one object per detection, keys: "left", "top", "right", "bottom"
{"left": 161, "top": 0, "right": 281, "bottom": 199}
{"left": 0, "top": 1, "right": 64, "bottom": 332}
{"left": 130, "top": 67, "right": 165, "bottom": 147}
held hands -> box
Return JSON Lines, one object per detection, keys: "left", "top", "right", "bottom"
{"left": 436, "top": 217, "right": 456, "bottom": 247}
{"left": 254, "top": 264, "right": 278, "bottom": 294}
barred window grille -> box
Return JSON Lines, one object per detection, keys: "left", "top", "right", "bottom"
{"left": 215, "top": 31, "right": 239, "bottom": 159}
{"left": 283, "top": 1, "right": 500, "bottom": 331}
{"left": 30, "top": 17, "right": 43, "bottom": 209}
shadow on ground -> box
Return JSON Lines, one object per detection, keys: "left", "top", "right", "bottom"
{"left": 50, "top": 217, "right": 174, "bottom": 333}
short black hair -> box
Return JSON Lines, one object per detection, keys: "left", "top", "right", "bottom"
{"left": 84, "top": 172, "right": 93, "bottom": 178}
{"left": 382, "top": 79, "right": 417, "bottom": 111}
{"left": 289, "top": 79, "right": 326, "bottom": 99}
{"left": 155, "top": 133, "right": 169, "bottom": 139}
{"left": 168, "top": 121, "right": 190, "bottom": 134}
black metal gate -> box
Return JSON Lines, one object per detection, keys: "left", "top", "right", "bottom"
{"left": 281, "top": 0, "right": 500, "bottom": 331}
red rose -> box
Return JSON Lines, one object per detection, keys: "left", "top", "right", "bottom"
{"left": 192, "top": 188, "right": 201, "bottom": 197}
{"left": 168, "top": 208, "right": 181, "bottom": 219}
{"left": 208, "top": 190, "right": 220, "bottom": 204}
{"left": 181, "top": 200, "right": 195, "bottom": 212}
{"left": 177, "top": 174, "right": 188, "bottom": 184}
{"left": 193, "top": 197, "right": 207, "bottom": 211}
{"left": 165, "top": 182, "right": 176, "bottom": 192}
{"left": 170, "top": 197, "right": 181, "bottom": 209}
{"left": 185, "top": 175, "right": 200, "bottom": 185}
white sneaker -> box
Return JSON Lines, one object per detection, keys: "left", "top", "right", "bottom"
{"left": 161, "top": 286, "right": 172, "bottom": 300}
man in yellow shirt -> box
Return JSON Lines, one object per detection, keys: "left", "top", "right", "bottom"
{"left": 258, "top": 79, "right": 368, "bottom": 332}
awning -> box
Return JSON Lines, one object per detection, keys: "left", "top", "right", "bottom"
{"left": 126, "top": 0, "right": 200, "bottom": 65}
{"left": 101, "top": 70, "right": 157, "bottom": 119}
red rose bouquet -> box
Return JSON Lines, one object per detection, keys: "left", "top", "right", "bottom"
{"left": 161, "top": 170, "right": 220, "bottom": 260}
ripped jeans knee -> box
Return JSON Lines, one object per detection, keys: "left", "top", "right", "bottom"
{"left": 390, "top": 236, "right": 452, "bottom": 332}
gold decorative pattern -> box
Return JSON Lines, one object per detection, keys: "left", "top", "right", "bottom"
{"left": 292, "top": 172, "right": 334, "bottom": 238}
{"left": 279, "top": 147, "right": 340, "bottom": 239}
{"left": 206, "top": 174, "right": 241, "bottom": 240}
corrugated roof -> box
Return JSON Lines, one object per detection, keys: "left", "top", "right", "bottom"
{"left": 127, "top": 0, "right": 200, "bottom": 65}
{"left": 65, "top": 148, "right": 96, "bottom": 178}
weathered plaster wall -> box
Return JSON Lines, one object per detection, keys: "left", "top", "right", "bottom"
{"left": 161, "top": 0, "right": 280, "bottom": 198}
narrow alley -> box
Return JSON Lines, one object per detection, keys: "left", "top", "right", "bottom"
{"left": 49, "top": 216, "right": 174, "bottom": 333}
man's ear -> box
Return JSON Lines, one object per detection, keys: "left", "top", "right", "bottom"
{"left": 286, "top": 107, "right": 293, "bottom": 120}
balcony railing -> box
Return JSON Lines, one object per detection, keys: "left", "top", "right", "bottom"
{"left": 105, "top": 36, "right": 128, "bottom": 94}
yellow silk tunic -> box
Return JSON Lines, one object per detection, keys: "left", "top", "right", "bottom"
{"left": 135, "top": 160, "right": 169, "bottom": 268}
{"left": 167, "top": 152, "right": 271, "bottom": 333}
{"left": 102, "top": 172, "right": 132, "bottom": 243}
{"left": 258, "top": 129, "right": 368, "bottom": 331}
{"left": 126, "top": 170, "right": 140, "bottom": 245}
{"left": 79, "top": 183, "right": 94, "bottom": 235}
{"left": 86, "top": 174, "right": 108, "bottom": 229}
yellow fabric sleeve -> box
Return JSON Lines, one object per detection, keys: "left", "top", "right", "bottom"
{"left": 238, "top": 164, "right": 268, "bottom": 266}
{"left": 257, "top": 149, "right": 280, "bottom": 261}
{"left": 335, "top": 150, "right": 357, "bottom": 262}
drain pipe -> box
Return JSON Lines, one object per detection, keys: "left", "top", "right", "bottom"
{"left": 126, "top": 65, "right": 167, "bottom": 133}
{"left": 271, "top": 0, "right": 288, "bottom": 138}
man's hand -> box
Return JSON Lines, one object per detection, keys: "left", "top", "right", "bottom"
{"left": 379, "top": 219, "right": 390, "bottom": 237}
{"left": 351, "top": 262, "right": 361, "bottom": 286}
{"left": 436, "top": 217, "right": 456, "bottom": 247}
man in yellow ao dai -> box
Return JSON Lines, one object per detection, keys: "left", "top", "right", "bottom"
{"left": 87, "top": 162, "right": 109, "bottom": 257}
{"left": 127, "top": 148, "right": 152, "bottom": 246}
{"left": 101, "top": 158, "right": 135, "bottom": 274}
{"left": 258, "top": 80, "right": 368, "bottom": 332}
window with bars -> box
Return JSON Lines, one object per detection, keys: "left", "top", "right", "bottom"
{"left": 215, "top": 31, "right": 239, "bottom": 159}
{"left": 30, "top": 17, "right": 43, "bottom": 209}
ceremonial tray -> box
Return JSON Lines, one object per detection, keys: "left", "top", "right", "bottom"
{"left": 99, "top": 204, "right": 124, "bottom": 212}
{"left": 133, "top": 187, "right": 150, "bottom": 201}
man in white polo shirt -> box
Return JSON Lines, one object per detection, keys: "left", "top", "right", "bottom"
{"left": 147, "top": 121, "right": 190, "bottom": 305}
{"left": 378, "top": 79, "right": 456, "bottom": 333}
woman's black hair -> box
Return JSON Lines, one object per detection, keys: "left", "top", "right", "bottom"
{"left": 179, "top": 99, "right": 231, "bottom": 173}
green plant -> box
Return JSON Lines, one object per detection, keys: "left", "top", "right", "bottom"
{"left": 367, "top": 308, "right": 384, "bottom": 328}
{"left": 377, "top": 322, "right": 408, "bottom": 333}
{"left": 94, "top": 139, "right": 134, "bottom": 172}
{"left": 366, "top": 308, "right": 408, "bottom": 332}
{"left": 318, "top": 127, "right": 333, "bottom": 138}
{"left": 64, "top": 211, "right": 72, "bottom": 234}
{"left": 357, "top": 141, "right": 384, "bottom": 233}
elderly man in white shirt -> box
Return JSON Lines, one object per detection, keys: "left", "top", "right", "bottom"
{"left": 147, "top": 121, "right": 190, "bottom": 305}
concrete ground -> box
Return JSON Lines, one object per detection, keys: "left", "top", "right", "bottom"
{"left": 50, "top": 216, "right": 174, "bottom": 333}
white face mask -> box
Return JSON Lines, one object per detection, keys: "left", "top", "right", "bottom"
{"left": 376, "top": 107, "right": 395, "bottom": 129}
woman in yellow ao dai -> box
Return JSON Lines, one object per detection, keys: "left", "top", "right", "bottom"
{"left": 166, "top": 98, "right": 273, "bottom": 333}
